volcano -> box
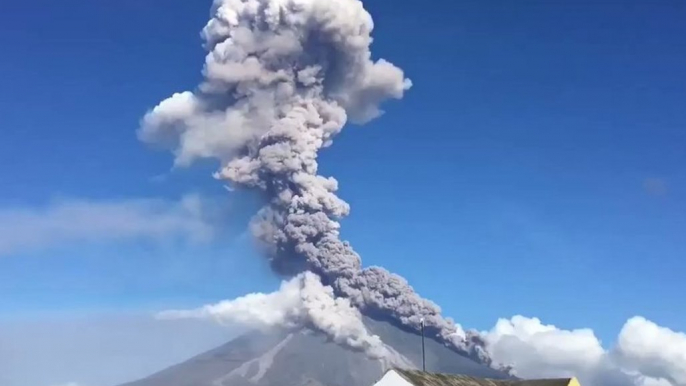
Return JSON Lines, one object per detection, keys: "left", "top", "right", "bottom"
{"left": 119, "top": 316, "right": 511, "bottom": 386}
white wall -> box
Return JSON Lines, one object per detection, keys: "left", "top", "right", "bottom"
{"left": 374, "top": 370, "right": 415, "bottom": 386}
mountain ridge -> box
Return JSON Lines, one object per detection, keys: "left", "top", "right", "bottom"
{"left": 119, "top": 316, "right": 512, "bottom": 386}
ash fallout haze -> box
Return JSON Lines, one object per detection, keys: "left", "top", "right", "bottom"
{"left": 0, "top": 1, "right": 685, "bottom": 386}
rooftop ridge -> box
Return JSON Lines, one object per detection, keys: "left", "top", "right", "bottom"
{"left": 390, "top": 368, "right": 575, "bottom": 386}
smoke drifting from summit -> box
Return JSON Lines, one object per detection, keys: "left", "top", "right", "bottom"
{"left": 140, "top": 0, "right": 492, "bottom": 365}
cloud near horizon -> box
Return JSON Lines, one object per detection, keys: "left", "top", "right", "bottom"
{"left": 484, "top": 315, "right": 686, "bottom": 386}
{"left": 9, "top": 310, "right": 683, "bottom": 386}
{"left": 0, "top": 194, "right": 221, "bottom": 257}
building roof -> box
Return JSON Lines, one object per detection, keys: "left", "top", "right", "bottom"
{"left": 393, "top": 369, "right": 575, "bottom": 386}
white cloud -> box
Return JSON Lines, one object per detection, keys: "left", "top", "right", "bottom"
{"left": 615, "top": 317, "right": 686, "bottom": 386}
{"left": 483, "top": 315, "right": 605, "bottom": 379}
{"left": 158, "top": 272, "right": 309, "bottom": 329}
{"left": 158, "top": 272, "right": 388, "bottom": 359}
{"left": 483, "top": 315, "right": 686, "bottom": 386}
{"left": 0, "top": 194, "right": 218, "bottom": 256}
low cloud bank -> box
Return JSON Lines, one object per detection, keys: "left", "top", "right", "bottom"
{"left": 484, "top": 315, "right": 686, "bottom": 386}
{"left": 14, "top": 310, "right": 684, "bottom": 386}
{"left": 159, "top": 275, "right": 686, "bottom": 386}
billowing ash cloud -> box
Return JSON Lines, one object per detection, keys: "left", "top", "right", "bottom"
{"left": 139, "top": 0, "right": 492, "bottom": 365}
{"left": 158, "top": 272, "right": 388, "bottom": 359}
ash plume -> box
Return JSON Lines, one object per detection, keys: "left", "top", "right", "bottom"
{"left": 140, "top": 0, "right": 493, "bottom": 366}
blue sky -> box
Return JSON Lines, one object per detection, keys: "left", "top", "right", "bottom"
{"left": 1, "top": 0, "right": 685, "bottom": 366}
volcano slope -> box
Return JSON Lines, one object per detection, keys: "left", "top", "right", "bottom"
{"left": 119, "top": 316, "right": 512, "bottom": 386}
